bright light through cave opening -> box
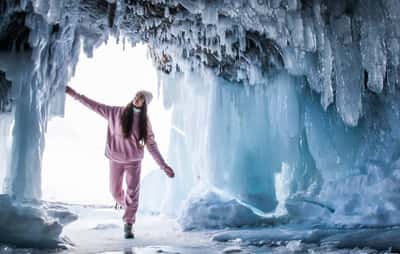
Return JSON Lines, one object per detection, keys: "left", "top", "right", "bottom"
{"left": 42, "top": 38, "right": 172, "bottom": 205}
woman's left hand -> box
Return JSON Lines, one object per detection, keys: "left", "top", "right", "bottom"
{"left": 164, "top": 166, "right": 175, "bottom": 178}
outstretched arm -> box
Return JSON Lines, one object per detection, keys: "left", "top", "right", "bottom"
{"left": 66, "top": 86, "right": 113, "bottom": 119}
{"left": 145, "top": 117, "right": 175, "bottom": 178}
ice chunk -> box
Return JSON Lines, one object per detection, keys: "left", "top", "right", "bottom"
{"left": 178, "top": 184, "right": 278, "bottom": 230}
{"left": 43, "top": 202, "right": 78, "bottom": 225}
{"left": 0, "top": 195, "right": 68, "bottom": 248}
{"left": 222, "top": 246, "right": 242, "bottom": 253}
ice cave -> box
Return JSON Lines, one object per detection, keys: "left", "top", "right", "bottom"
{"left": 1, "top": 0, "right": 400, "bottom": 253}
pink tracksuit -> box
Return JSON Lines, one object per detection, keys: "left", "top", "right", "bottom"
{"left": 66, "top": 87, "right": 168, "bottom": 224}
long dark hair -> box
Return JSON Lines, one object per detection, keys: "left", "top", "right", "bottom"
{"left": 120, "top": 102, "right": 148, "bottom": 144}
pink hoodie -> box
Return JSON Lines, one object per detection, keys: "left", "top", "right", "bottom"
{"left": 66, "top": 87, "right": 168, "bottom": 170}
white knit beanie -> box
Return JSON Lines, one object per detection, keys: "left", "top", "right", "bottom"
{"left": 138, "top": 90, "right": 153, "bottom": 105}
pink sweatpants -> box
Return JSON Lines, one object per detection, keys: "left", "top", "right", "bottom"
{"left": 109, "top": 160, "right": 142, "bottom": 224}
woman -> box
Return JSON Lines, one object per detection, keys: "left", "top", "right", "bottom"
{"left": 65, "top": 86, "right": 175, "bottom": 239}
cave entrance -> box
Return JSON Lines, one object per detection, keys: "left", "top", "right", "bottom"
{"left": 42, "top": 38, "right": 172, "bottom": 205}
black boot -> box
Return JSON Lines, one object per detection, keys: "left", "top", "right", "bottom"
{"left": 124, "top": 223, "right": 134, "bottom": 239}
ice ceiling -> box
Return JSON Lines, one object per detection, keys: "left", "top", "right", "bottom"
{"left": 1, "top": 0, "right": 400, "bottom": 241}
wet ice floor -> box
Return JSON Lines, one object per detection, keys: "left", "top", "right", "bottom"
{"left": 59, "top": 206, "right": 293, "bottom": 254}
{"left": 89, "top": 244, "right": 283, "bottom": 254}
{"left": 1, "top": 205, "right": 398, "bottom": 254}
{"left": 99, "top": 246, "right": 206, "bottom": 254}
{"left": 61, "top": 206, "right": 226, "bottom": 254}
{"left": 61, "top": 205, "right": 399, "bottom": 254}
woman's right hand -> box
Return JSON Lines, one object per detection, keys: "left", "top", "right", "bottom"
{"left": 65, "top": 85, "right": 73, "bottom": 94}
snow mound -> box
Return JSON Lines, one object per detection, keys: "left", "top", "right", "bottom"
{"left": 0, "top": 195, "right": 76, "bottom": 248}
{"left": 178, "top": 185, "right": 284, "bottom": 230}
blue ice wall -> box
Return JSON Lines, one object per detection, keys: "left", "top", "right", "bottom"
{"left": 207, "top": 75, "right": 301, "bottom": 213}
{"left": 157, "top": 67, "right": 400, "bottom": 226}
{"left": 155, "top": 70, "right": 302, "bottom": 215}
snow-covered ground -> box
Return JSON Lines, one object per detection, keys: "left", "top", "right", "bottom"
{"left": 2, "top": 204, "right": 398, "bottom": 254}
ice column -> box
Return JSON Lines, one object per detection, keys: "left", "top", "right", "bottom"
{"left": 0, "top": 51, "right": 46, "bottom": 200}
{"left": 0, "top": 70, "right": 14, "bottom": 193}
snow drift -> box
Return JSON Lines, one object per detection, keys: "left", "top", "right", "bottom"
{"left": 178, "top": 184, "right": 287, "bottom": 230}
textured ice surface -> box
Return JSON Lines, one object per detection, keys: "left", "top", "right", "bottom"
{"left": 1, "top": 0, "right": 400, "bottom": 249}
{"left": 212, "top": 226, "right": 400, "bottom": 252}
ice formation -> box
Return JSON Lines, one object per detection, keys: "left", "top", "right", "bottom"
{"left": 0, "top": 194, "right": 76, "bottom": 248}
{"left": 1, "top": 0, "right": 400, "bottom": 249}
{"left": 177, "top": 183, "right": 285, "bottom": 230}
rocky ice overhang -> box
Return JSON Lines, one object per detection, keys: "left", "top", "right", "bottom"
{"left": 1, "top": 0, "right": 399, "bottom": 125}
